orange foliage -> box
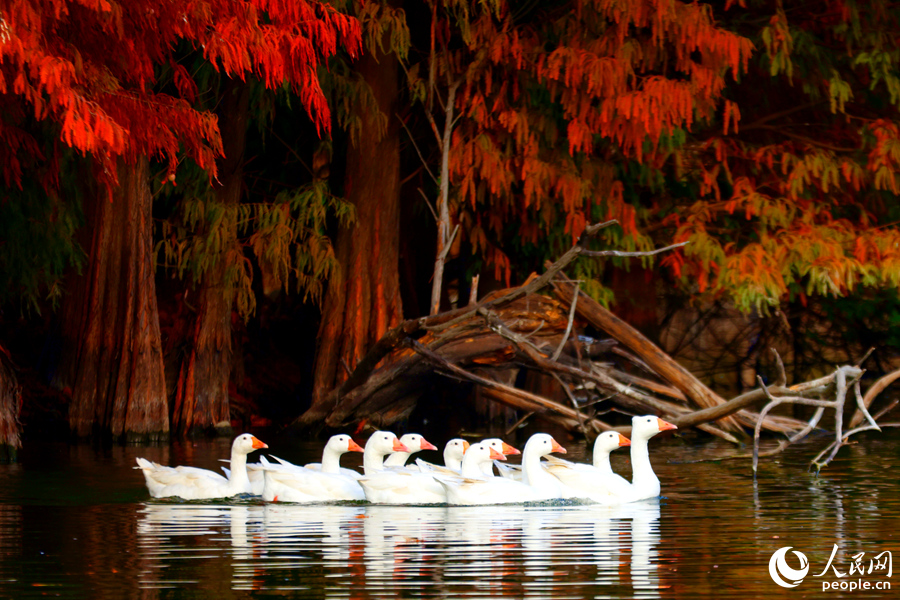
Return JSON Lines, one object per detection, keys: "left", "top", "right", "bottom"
{"left": 427, "top": 0, "right": 751, "bottom": 282}
{"left": 0, "top": 0, "right": 361, "bottom": 188}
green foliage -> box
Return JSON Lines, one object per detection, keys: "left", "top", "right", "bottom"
{"left": 0, "top": 150, "right": 85, "bottom": 314}
{"left": 0, "top": 185, "right": 84, "bottom": 313}
{"left": 155, "top": 176, "right": 354, "bottom": 320}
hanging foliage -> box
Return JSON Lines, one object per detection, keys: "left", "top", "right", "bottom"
{"left": 393, "top": 0, "right": 900, "bottom": 315}
{"left": 0, "top": 0, "right": 362, "bottom": 186}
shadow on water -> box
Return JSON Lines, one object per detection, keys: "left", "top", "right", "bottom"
{"left": 0, "top": 430, "right": 899, "bottom": 598}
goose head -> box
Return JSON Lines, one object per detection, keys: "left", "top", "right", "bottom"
{"left": 325, "top": 434, "right": 365, "bottom": 455}
{"left": 631, "top": 415, "right": 678, "bottom": 441}
{"left": 594, "top": 431, "right": 631, "bottom": 453}
{"left": 398, "top": 433, "right": 438, "bottom": 452}
{"left": 443, "top": 438, "right": 469, "bottom": 465}
{"left": 365, "top": 431, "right": 410, "bottom": 456}
{"left": 460, "top": 442, "right": 506, "bottom": 476}
{"left": 523, "top": 433, "right": 566, "bottom": 459}
{"left": 233, "top": 433, "right": 268, "bottom": 455}
{"left": 482, "top": 438, "right": 520, "bottom": 456}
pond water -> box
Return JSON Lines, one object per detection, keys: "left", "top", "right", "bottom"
{"left": 0, "top": 428, "right": 898, "bottom": 599}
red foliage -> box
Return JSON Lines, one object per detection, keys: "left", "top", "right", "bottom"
{"left": 0, "top": 0, "right": 361, "bottom": 187}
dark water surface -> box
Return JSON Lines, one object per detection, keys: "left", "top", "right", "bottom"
{"left": 1, "top": 429, "right": 898, "bottom": 599}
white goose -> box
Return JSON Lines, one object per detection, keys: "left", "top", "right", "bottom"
{"left": 302, "top": 434, "right": 366, "bottom": 480}
{"left": 260, "top": 455, "right": 365, "bottom": 503}
{"left": 414, "top": 438, "right": 470, "bottom": 475}
{"left": 543, "top": 430, "right": 632, "bottom": 496}
{"left": 258, "top": 433, "right": 366, "bottom": 503}
{"left": 362, "top": 431, "right": 410, "bottom": 475}
{"left": 480, "top": 438, "right": 520, "bottom": 476}
{"left": 457, "top": 442, "right": 506, "bottom": 478}
{"left": 557, "top": 415, "right": 675, "bottom": 503}
{"left": 435, "top": 433, "right": 577, "bottom": 505}
{"left": 231, "top": 434, "right": 364, "bottom": 493}
{"left": 616, "top": 415, "right": 677, "bottom": 502}
{"left": 135, "top": 433, "right": 268, "bottom": 500}
{"left": 382, "top": 433, "right": 438, "bottom": 469}
{"left": 358, "top": 455, "right": 449, "bottom": 505}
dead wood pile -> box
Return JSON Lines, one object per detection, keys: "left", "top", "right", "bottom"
{"left": 296, "top": 221, "right": 897, "bottom": 461}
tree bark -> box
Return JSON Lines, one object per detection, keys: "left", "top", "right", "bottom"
{"left": 0, "top": 347, "right": 21, "bottom": 462}
{"left": 65, "top": 157, "right": 169, "bottom": 439}
{"left": 171, "top": 78, "right": 249, "bottom": 435}
{"left": 301, "top": 47, "right": 403, "bottom": 424}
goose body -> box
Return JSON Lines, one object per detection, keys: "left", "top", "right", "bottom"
{"left": 135, "top": 434, "right": 268, "bottom": 500}
{"left": 435, "top": 434, "right": 576, "bottom": 505}
{"left": 220, "top": 461, "right": 266, "bottom": 495}
{"left": 557, "top": 416, "right": 676, "bottom": 504}
{"left": 357, "top": 436, "right": 447, "bottom": 504}
{"left": 260, "top": 434, "right": 365, "bottom": 503}
{"left": 260, "top": 456, "right": 365, "bottom": 503}
{"left": 302, "top": 434, "right": 367, "bottom": 480}
{"left": 543, "top": 431, "right": 632, "bottom": 498}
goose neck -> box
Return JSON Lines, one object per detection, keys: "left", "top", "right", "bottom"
{"left": 592, "top": 449, "right": 614, "bottom": 476}
{"left": 460, "top": 456, "right": 486, "bottom": 478}
{"left": 521, "top": 446, "right": 551, "bottom": 487}
{"left": 363, "top": 448, "right": 389, "bottom": 475}
{"left": 383, "top": 452, "right": 411, "bottom": 468}
{"left": 629, "top": 436, "right": 657, "bottom": 486}
{"left": 227, "top": 448, "right": 250, "bottom": 491}
{"left": 320, "top": 447, "right": 341, "bottom": 474}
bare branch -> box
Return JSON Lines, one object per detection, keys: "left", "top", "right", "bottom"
{"left": 551, "top": 283, "right": 579, "bottom": 362}
{"left": 399, "top": 116, "right": 438, "bottom": 185}
{"left": 581, "top": 241, "right": 689, "bottom": 258}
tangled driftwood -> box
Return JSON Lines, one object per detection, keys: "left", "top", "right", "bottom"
{"left": 751, "top": 357, "right": 899, "bottom": 473}
{"left": 296, "top": 220, "right": 898, "bottom": 469}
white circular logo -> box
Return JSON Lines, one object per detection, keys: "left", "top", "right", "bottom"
{"left": 769, "top": 546, "right": 810, "bottom": 588}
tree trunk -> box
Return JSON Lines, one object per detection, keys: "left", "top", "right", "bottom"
{"left": 301, "top": 48, "right": 403, "bottom": 425}
{"left": 171, "top": 79, "right": 249, "bottom": 435}
{"left": 0, "top": 347, "right": 21, "bottom": 462}
{"left": 65, "top": 157, "right": 169, "bottom": 440}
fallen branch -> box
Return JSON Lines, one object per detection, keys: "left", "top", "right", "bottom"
{"left": 552, "top": 275, "right": 746, "bottom": 433}
{"left": 848, "top": 367, "right": 900, "bottom": 428}
{"left": 751, "top": 364, "right": 880, "bottom": 473}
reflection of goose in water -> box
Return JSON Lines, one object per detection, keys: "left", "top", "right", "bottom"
{"left": 362, "top": 504, "right": 447, "bottom": 577}
{"left": 625, "top": 501, "right": 662, "bottom": 597}
{"left": 136, "top": 503, "right": 265, "bottom": 590}
{"left": 437, "top": 501, "right": 662, "bottom": 597}
{"left": 136, "top": 495, "right": 661, "bottom": 596}
{"left": 441, "top": 504, "right": 527, "bottom": 587}
{"left": 262, "top": 503, "right": 364, "bottom": 562}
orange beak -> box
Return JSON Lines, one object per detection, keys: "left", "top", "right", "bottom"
{"left": 618, "top": 434, "right": 631, "bottom": 447}
{"left": 657, "top": 418, "right": 678, "bottom": 432}
{"left": 501, "top": 441, "right": 521, "bottom": 455}
{"left": 392, "top": 438, "right": 410, "bottom": 452}
{"left": 419, "top": 438, "right": 438, "bottom": 451}
{"left": 348, "top": 439, "right": 365, "bottom": 453}
{"left": 251, "top": 437, "right": 268, "bottom": 450}
{"left": 550, "top": 438, "right": 567, "bottom": 454}
{"left": 462, "top": 440, "right": 471, "bottom": 453}
{"left": 489, "top": 447, "right": 506, "bottom": 461}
